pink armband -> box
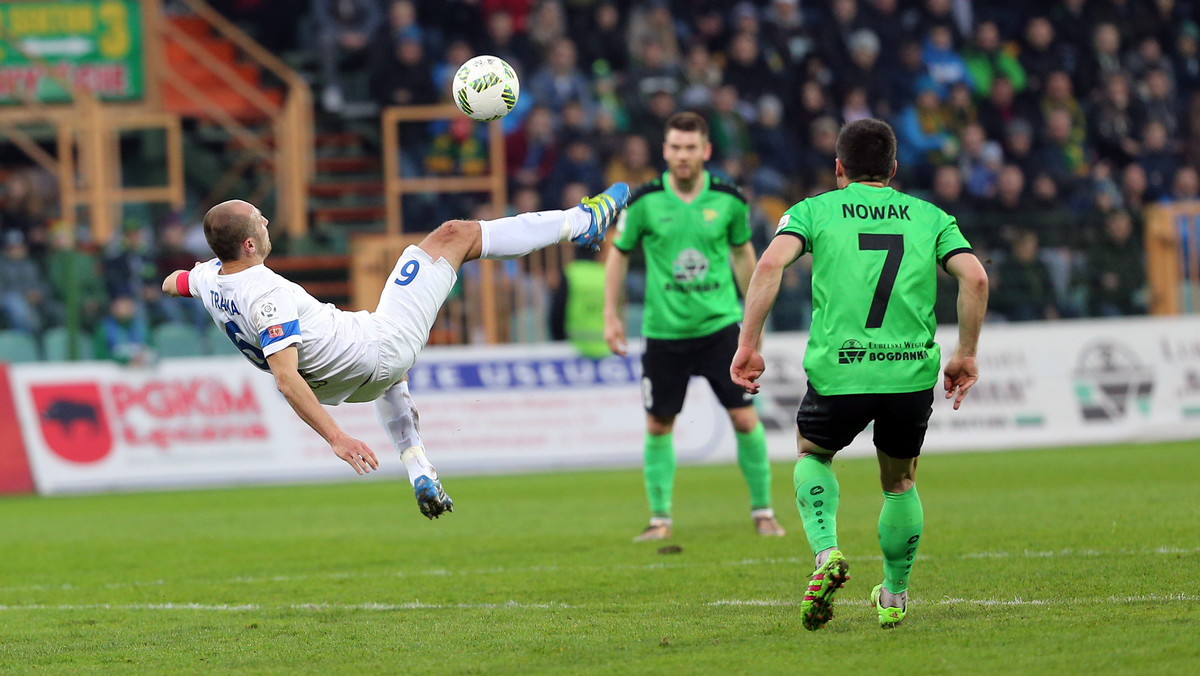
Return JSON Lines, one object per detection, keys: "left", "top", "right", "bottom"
{"left": 175, "top": 271, "right": 191, "bottom": 297}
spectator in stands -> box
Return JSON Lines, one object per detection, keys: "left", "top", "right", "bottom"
{"left": 627, "top": 39, "right": 681, "bottom": 104}
{"left": 797, "top": 116, "right": 840, "bottom": 192}
{"left": 153, "top": 221, "right": 207, "bottom": 329}
{"left": 884, "top": 38, "right": 928, "bottom": 113}
{"left": 928, "top": 165, "right": 978, "bottom": 234}
{"left": 977, "top": 164, "right": 1030, "bottom": 249}
{"left": 576, "top": 2, "right": 627, "bottom": 74}
{"left": 819, "top": 0, "right": 867, "bottom": 76}
{"left": 1085, "top": 210, "right": 1146, "bottom": 317}
{"left": 977, "top": 74, "right": 1036, "bottom": 143}
{"left": 506, "top": 106, "right": 559, "bottom": 189}
{"left": 944, "top": 81, "right": 978, "bottom": 135}
{"left": 957, "top": 123, "right": 1002, "bottom": 200}
{"left": 895, "top": 76, "right": 956, "bottom": 181}
{"left": 480, "top": 0, "right": 532, "bottom": 34}
{"left": 1078, "top": 22, "right": 1125, "bottom": 96}
{"left": 708, "top": 85, "right": 753, "bottom": 162}
{"left": 315, "top": 0, "right": 383, "bottom": 112}
{"left": 841, "top": 86, "right": 873, "bottom": 124}
{"left": 1001, "top": 117, "right": 1039, "bottom": 179}
{"left": 605, "top": 135, "right": 657, "bottom": 188}
{"left": 1124, "top": 36, "right": 1174, "bottom": 84}
{"left": 1019, "top": 15, "right": 1076, "bottom": 94}
{"left": 921, "top": 24, "right": 973, "bottom": 92}
{"left": 723, "top": 31, "right": 782, "bottom": 103}
{"left": 1141, "top": 68, "right": 1181, "bottom": 139}
{"left": 546, "top": 138, "right": 603, "bottom": 205}
{"left": 677, "top": 43, "right": 721, "bottom": 110}
{"left": 1088, "top": 73, "right": 1145, "bottom": 165}
{"left": 628, "top": 89, "right": 676, "bottom": 162}
{"left": 94, "top": 295, "right": 152, "bottom": 365}
{"left": 842, "top": 29, "right": 892, "bottom": 116}
{"left": 626, "top": 0, "right": 681, "bottom": 68}
{"left": 751, "top": 94, "right": 800, "bottom": 183}
{"left": 482, "top": 10, "right": 534, "bottom": 73}
{"left": 528, "top": 0, "right": 567, "bottom": 59}
{"left": 369, "top": 32, "right": 436, "bottom": 108}
{"left": 1026, "top": 172, "right": 1076, "bottom": 250}
{"left": 1173, "top": 22, "right": 1200, "bottom": 94}
{"left": 1050, "top": 0, "right": 1093, "bottom": 56}
{"left": 46, "top": 222, "right": 107, "bottom": 333}
{"left": 433, "top": 41, "right": 476, "bottom": 103}
{"left": 102, "top": 222, "right": 157, "bottom": 314}
{"left": 1166, "top": 165, "right": 1200, "bottom": 203}
{"left": 426, "top": 117, "right": 488, "bottom": 176}
{"left": 1137, "top": 120, "right": 1180, "bottom": 200}
{"left": 763, "top": 0, "right": 810, "bottom": 67}
{"left": 528, "top": 38, "right": 595, "bottom": 115}
{"left": 1035, "top": 108, "right": 1089, "bottom": 184}
{"left": 964, "top": 20, "right": 1026, "bottom": 100}
{"left": 789, "top": 80, "right": 837, "bottom": 145}
{"left": 1041, "top": 70, "right": 1087, "bottom": 148}
{"left": 993, "top": 229, "right": 1059, "bottom": 322}
{"left": 862, "top": 0, "right": 906, "bottom": 57}
{"left": 0, "top": 230, "right": 56, "bottom": 334}
{"left": 1120, "top": 162, "right": 1150, "bottom": 215}
{"left": 0, "top": 170, "right": 51, "bottom": 253}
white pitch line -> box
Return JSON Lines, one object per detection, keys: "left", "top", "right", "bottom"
{"left": 0, "top": 547, "right": 1195, "bottom": 596}
{"left": 1, "top": 594, "right": 1195, "bottom": 613}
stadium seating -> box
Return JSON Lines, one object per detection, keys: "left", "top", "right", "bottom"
{"left": 153, "top": 322, "right": 208, "bottom": 358}
{"left": 0, "top": 329, "right": 40, "bottom": 363}
{"left": 41, "top": 327, "right": 94, "bottom": 361}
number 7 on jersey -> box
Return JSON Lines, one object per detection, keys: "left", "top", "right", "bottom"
{"left": 859, "top": 233, "right": 903, "bottom": 329}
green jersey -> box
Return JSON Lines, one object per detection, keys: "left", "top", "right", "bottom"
{"left": 776, "top": 182, "right": 972, "bottom": 395}
{"left": 614, "top": 171, "right": 751, "bottom": 340}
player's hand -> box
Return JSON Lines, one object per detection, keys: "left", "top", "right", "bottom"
{"left": 943, "top": 353, "right": 978, "bottom": 410}
{"left": 730, "top": 344, "right": 766, "bottom": 395}
{"left": 331, "top": 436, "right": 379, "bottom": 475}
{"left": 605, "top": 316, "right": 627, "bottom": 356}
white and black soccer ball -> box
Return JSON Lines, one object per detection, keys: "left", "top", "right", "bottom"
{"left": 451, "top": 55, "right": 520, "bottom": 121}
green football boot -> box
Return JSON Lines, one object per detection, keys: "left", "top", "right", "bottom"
{"left": 870, "top": 584, "right": 907, "bottom": 629}
{"left": 800, "top": 549, "right": 850, "bottom": 631}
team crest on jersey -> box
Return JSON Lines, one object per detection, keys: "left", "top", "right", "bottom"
{"left": 268, "top": 325, "right": 284, "bottom": 338}
{"left": 702, "top": 208, "right": 718, "bottom": 224}
{"left": 672, "top": 248, "right": 709, "bottom": 283}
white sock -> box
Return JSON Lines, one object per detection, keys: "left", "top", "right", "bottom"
{"left": 880, "top": 587, "right": 907, "bottom": 609}
{"left": 649, "top": 516, "right": 672, "bottom": 527}
{"left": 374, "top": 380, "right": 435, "bottom": 486}
{"left": 400, "top": 446, "right": 437, "bottom": 484}
{"left": 815, "top": 546, "right": 837, "bottom": 568}
{"left": 751, "top": 508, "right": 776, "bottom": 519}
{"left": 478, "top": 207, "right": 590, "bottom": 259}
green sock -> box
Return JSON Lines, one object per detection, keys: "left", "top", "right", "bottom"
{"left": 736, "top": 422, "right": 772, "bottom": 510}
{"left": 793, "top": 455, "right": 839, "bottom": 556}
{"left": 878, "top": 486, "right": 923, "bottom": 594}
{"left": 643, "top": 433, "right": 675, "bottom": 518}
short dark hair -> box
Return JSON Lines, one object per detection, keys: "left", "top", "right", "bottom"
{"left": 203, "top": 205, "right": 257, "bottom": 262}
{"left": 665, "top": 111, "right": 709, "bottom": 138}
{"left": 835, "top": 118, "right": 897, "bottom": 183}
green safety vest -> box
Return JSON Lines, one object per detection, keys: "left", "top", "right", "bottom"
{"left": 563, "top": 260, "right": 608, "bottom": 359}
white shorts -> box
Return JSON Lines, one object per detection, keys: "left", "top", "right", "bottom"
{"left": 345, "top": 246, "right": 457, "bottom": 403}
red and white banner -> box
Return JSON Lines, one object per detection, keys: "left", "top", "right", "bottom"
{"left": 7, "top": 316, "right": 1200, "bottom": 495}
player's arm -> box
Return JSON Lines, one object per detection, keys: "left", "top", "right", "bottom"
{"left": 161, "top": 270, "right": 190, "bottom": 297}
{"left": 265, "top": 346, "right": 379, "bottom": 475}
{"left": 731, "top": 234, "right": 804, "bottom": 394}
{"left": 603, "top": 245, "right": 631, "bottom": 356}
{"left": 730, "top": 240, "right": 757, "bottom": 297}
{"left": 943, "top": 252, "right": 989, "bottom": 410}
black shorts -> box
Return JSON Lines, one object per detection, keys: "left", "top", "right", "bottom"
{"left": 796, "top": 383, "right": 934, "bottom": 459}
{"left": 641, "top": 323, "right": 753, "bottom": 417}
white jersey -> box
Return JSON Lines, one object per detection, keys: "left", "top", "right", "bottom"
{"left": 188, "top": 259, "right": 379, "bottom": 405}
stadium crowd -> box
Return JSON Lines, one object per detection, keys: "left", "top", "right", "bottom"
{"left": 2, "top": 0, "right": 1198, "bottom": 359}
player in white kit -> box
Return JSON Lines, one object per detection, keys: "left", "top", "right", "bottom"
{"left": 162, "top": 184, "right": 630, "bottom": 518}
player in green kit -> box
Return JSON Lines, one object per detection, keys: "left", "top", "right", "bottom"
{"left": 731, "top": 119, "right": 989, "bottom": 630}
{"left": 604, "top": 112, "right": 785, "bottom": 541}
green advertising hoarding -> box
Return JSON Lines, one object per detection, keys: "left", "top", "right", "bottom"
{"left": 0, "top": 0, "right": 144, "bottom": 104}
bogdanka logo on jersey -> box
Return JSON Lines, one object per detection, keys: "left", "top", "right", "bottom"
{"left": 838, "top": 339, "right": 930, "bottom": 364}
{"left": 838, "top": 340, "right": 866, "bottom": 364}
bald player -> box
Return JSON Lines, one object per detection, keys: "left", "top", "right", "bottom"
{"left": 163, "top": 185, "right": 629, "bottom": 517}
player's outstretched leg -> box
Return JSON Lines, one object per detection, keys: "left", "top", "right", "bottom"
{"left": 416, "top": 183, "right": 629, "bottom": 270}
{"left": 794, "top": 452, "right": 848, "bottom": 630}
{"left": 374, "top": 381, "right": 454, "bottom": 519}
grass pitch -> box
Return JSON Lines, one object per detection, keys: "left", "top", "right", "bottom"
{"left": 1, "top": 441, "right": 1198, "bottom": 674}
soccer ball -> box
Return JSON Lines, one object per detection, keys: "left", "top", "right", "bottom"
{"left": 451, "top": 55, "right": 520, "bottom": 121}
